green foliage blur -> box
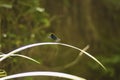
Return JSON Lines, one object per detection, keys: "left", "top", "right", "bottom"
{"left": 0, "top": 0, "right": 120, "bottom": 80}
{"left": 0, "top": 0, "right": 51, "bottom": 53}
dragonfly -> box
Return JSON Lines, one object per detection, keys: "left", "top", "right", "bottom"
{"left": 48, "top": 33, "right": 61, "bottom": 42}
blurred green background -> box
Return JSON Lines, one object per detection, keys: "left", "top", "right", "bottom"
{"left": 0, "top": 0, "right": 120, "bottom": 80}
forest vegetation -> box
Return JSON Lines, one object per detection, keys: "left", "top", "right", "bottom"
{"left": 0, "top": 0, "right": 120, "bottom": 80}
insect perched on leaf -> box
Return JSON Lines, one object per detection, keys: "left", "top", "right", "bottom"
{"left": 48, "top": 33, "right": 61, "bottom": 42}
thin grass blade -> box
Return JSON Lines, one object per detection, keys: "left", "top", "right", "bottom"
{"left": 0, "top": 42, "right": 106, "bottom": 70}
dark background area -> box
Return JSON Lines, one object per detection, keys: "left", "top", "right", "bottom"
{"left": 0, "top": 0, "right": 120, "bottom": 80}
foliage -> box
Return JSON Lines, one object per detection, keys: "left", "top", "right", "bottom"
{"left": 0, "top": 42, "right": 106, "bottom": 80}
{"left": 0, "top": 0, "right": 120, "bottom": 80}
{"left": 0, "top": 0, "right": 50, "bottom": 52}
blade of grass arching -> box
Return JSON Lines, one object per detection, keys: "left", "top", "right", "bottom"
{"left": 0, "top": 54, "right": 40, "bottom": 64}
{"left": 79, "top": 45, "right": 90, "bottom": 56}
{"left": 61, "top": 45, "right": 90, "bottom": 70}
{"left": 0, "top": 42, "right": 106, "bottom": 70}
{"left": 13, "top": 54, "right": 40, "bottom": 64}
{"left": 0, "top": 71, "right": 86, "bottom": 80}
{"left": 53, "top": 45, "right": 90, "bottom": 71}
{"left": 0, "top": 4, "right": 12, "bottom": 8}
